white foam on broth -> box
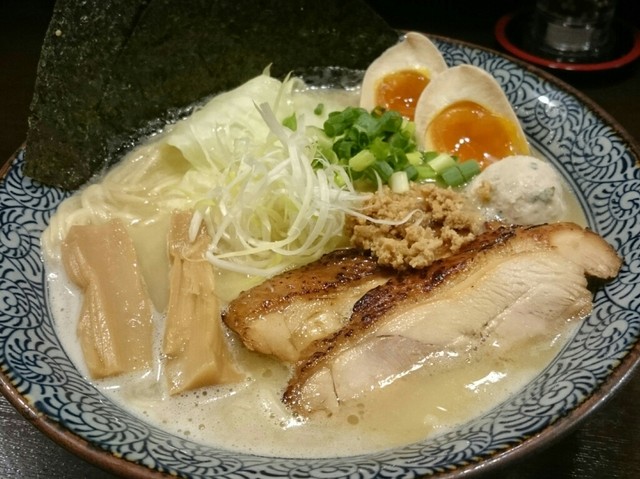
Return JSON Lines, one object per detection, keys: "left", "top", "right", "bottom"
{"left": 46, "top": 256, "right": 580, "bottom": 458}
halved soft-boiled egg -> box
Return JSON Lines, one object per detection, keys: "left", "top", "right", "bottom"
{"left": 414, "top": 64, "right": 530, "bottom": 168}
{"left": 359, "top": 32, "right": 448, "bottom": 120}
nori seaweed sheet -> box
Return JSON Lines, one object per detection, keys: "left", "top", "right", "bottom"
{"left": 25, "top": 0, "right": 399, "bottom": 189}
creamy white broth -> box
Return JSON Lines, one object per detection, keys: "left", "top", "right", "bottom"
{"left": 44, "top": 80, "right": 587, "bottom": 458}
{"left": 47, "top": 258, "right": 578, "bottom": 457}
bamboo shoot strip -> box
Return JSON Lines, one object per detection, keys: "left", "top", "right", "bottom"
{"left": 61, "top": 219, "right": 154, "bottom": 379}
{"left": 164, "top": 211, "right": 243, "bottom": 394}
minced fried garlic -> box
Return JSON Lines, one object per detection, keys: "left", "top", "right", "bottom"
{"left": 346, "top": 183, "right": 483, "bottom": 270}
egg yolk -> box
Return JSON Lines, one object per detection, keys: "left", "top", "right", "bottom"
{"left": 375, "top": 69, "right": 430, "bottom": 120}
{"left": 427, "top": 100, "right": 528, "bottom": 168}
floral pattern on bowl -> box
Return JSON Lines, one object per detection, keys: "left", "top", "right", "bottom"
{"left": 1, "top": 37, "right": 639, "bottom": 478}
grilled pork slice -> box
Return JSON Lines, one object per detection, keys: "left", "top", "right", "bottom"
{"left": 223, "top": 249, "right": 392, "bottom": 362}
{"left": 283, "top": 223, "right": 622, "bottom": 415}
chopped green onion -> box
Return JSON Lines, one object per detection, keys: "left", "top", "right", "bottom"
{"left": 406, "top": 151, "right": 423, "bottom": 166}
{"left": 369, "top": 136, "right": 390, "bottom": 161}
{"left": 428, "top": 153, "right": 457, "bottom": 174}
{"left": 375, "top": 110, "right": 403, "bottom": 136}
{"left": 402, "top": 119, "right": 416, "bottom": 138}
{"left": 335, "top": 139, "right": 355, "bottom": 160}
{"left": 349, "top": 149, "right": 376, "bottom": 172}
{"left": 282, "top": 113, "right": 297, "bottom": 131}
{"left": 403, "top": 165, "right": 418, "bottom": 181}
{"left": 313, "top": 105, "right": 479, "bottom": 191}
{"left": 333, "top": 171, "right": 346, "bottom": 187}
{"left": 354, "top": 113, "right": 380, "bottom": 138}
{"left": 314, "top": 103, "right": 324, "bottom": 115}
{"left": 389, "top": 171, "right": 410, "bottom": 193}
{"left": 441, "top": 166, "right": 465, "bottom": 187}
{"left": 372, "top": 160, "right": 395, "bottom": 181}
{"left": 324, "top": 107, "right": 367, "bottom": 137}
{"left": 415, "top": 164, "right": 438, "bottom": 180}
{"left": 422, "top": 151, "right": 439, "bottom": 162}
{"left": 458, "top": 160, "right": 481, "bottom": 180}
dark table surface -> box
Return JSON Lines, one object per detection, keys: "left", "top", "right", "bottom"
{"left": 1, "top": 1, "right": 639, "bottom": 478}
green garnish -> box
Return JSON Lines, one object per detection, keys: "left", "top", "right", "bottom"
{"left": 438, "top": 158, "right": 481, "bottom": 187}
{"left": 310, "top": 106, "right": 482, "bottom": 191}
{"left": 427, "top": 153, "right": 457, "bottom": 174}
{"left": 282, "top": 113, "right": 297, "bottom": 131}
{"left": 457, "top": 159, "right": 481, "bottom": 180}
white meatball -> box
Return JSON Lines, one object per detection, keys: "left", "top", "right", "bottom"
{"left": 466, "top": 155, "right": 567, "bottom": 225}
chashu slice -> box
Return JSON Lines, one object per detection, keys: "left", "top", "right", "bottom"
{"left": 283, "top": 222, "right": 622, "bottom": 415}
{"left": 223, "top": 249, "right": 392, "bottom": 362}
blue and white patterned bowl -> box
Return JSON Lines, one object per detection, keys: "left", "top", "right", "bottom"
{"left": 1, "top": 37, "right": 639, "bottom": 478}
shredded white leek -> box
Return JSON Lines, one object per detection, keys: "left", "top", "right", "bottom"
{"left": 389, "top": 171, "right": 410, "bottom": 193}
{"left": 194, "top": 101, "right": 364, "bottom": 277}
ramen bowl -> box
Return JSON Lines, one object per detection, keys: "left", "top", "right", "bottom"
{"left": 1, "top": 36, "right": 639, "bottom": 478}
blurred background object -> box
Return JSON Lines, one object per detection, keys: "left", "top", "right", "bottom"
{"left": 524, "top": 0, "right": 619, "bottom": 62}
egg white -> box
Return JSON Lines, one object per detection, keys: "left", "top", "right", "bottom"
{"left": 414, "top": 64, "right": 529, "bottom": 155}
{"left": 360, "top": 32, "right": 448, "bottom": 113}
